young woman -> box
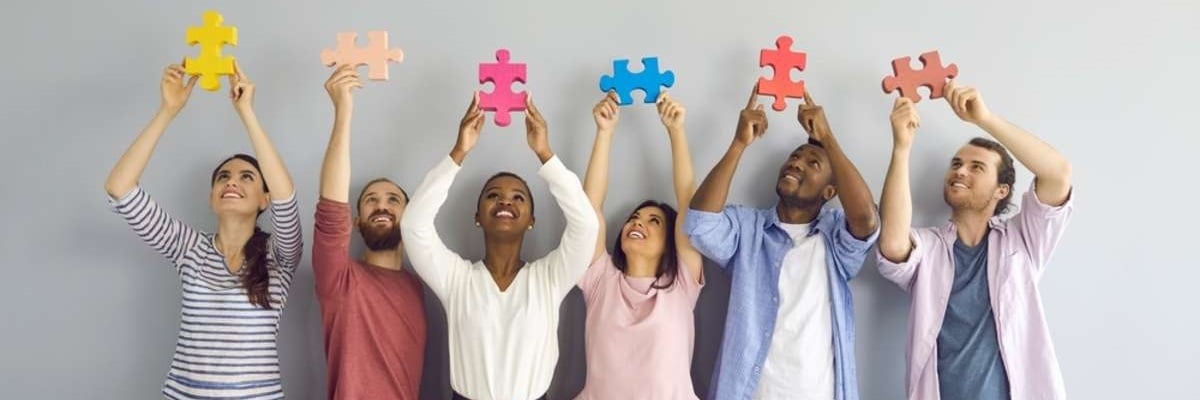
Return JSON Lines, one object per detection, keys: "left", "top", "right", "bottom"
{"left": 104, "top": 61, "right": 301, "bottom": 399}
{"left": 400, "top": 93, "right": 598, "bottom": 400}
{"left": 574, "top": 92, "right": 705, "bottom": 399}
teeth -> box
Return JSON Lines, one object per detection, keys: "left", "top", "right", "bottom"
{"left": 952, "top": 182, "right": 968, "bottom": 189}
{"left": 783, "top": 175, "right": 799, "bottom": 182}
{"left": 372, "top": 216, "right": 390, "bottom": 223}
{"left": 629, "top": 231, "right": 645, "bottom": 239}
{"left": 496, "top": 210, "right": 514, "bottom": 218}
{"left": 222, "top": 193, "right": 241, "bottom": 198}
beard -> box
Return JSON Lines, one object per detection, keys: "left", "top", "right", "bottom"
{"left": 358, "top": 219, "right": 402, "bottom": 251}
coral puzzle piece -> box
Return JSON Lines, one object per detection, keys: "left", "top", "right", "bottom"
{"left": 757, "top": 35, "right": 807, "bottom": 112}
{"left": 185, "top": 10, "right": 237, "bottom": 91}
{"left": 478, "top": 49, "right": 527, "bottom": 127}
{"left": 882, "top": 51, "right": 959, "bottom": 102}
{"left": 598, "top": 57, "right": 675, "bottom": 106}
{"left": 320, "top": 31, "right": 404, "bottom": 80}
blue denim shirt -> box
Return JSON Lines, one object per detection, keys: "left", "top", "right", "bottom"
{"left": 685, "top": 205, "right": 878, "bottom": 400}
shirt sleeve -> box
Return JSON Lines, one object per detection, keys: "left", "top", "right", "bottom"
{"left": 683, "top": 206, "right": 745, "bottom": 271}
{"left": 677, "top": 258, "right": 706, "bottom": 306}
{"left": 577, "top": 253, "right": 614, "bottom": 304}
{"left": 312, "top": 198, "right": 354, "bottom": 299}
{"left": 827, "top": 208, "right": 881, "bottom": 281}
{"left": 1012, "top": 180, "right": 1075, "bottom": 280}
{"left": 268, "top": 191, "right": 303, "bottom": 273}
{"left": 108, "top": 186, "right": 201, "bottom": 274}
{"left": 400, "top": 156, "right": 475, "bottom": 303}
{"left": 528, "top": 156, "right": 601, "bottom": 301}
{"left": 875, "top": 228, "right": 934, "bottom": 292}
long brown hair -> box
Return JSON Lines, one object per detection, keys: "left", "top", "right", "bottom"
{"left": 211, "top": 154, "right": 274, "bottom": 309}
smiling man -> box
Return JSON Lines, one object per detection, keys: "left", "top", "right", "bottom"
{"left": 312, "top": 65, "right": 427, "bottom": 399}
{"left": 686, "top": 87, "right": 879, "bottom": 400}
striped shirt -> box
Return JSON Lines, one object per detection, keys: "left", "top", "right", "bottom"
{"left": 109, "top": 186, "right": 303, "bottom": 399}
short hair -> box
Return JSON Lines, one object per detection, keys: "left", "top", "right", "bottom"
{"left": 966, "top": 137, "right": 1016, "bottom": 216}
{"left": 476, "top": 172, "right": 534, "bottom": 216}
{"left": 356, "top": 178, "right": 408, "bottom": 210}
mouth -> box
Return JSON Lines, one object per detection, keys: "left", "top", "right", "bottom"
{"left": 779, "top": 173, "right": 801, "bottom": 184}
{"left": 220, "top": 189, "right": 244, "bottom": 199}
{"left": 369, "top": 213, "right": 395, "bottom": 224}
{"left": 626, "top": 227, "right": 646, "bottom": 240}
{"left": 948, "top": 181, "right": 969, "bottom": 190}
{"left": 492, "top": 209, "right": 517, "bottom": 220}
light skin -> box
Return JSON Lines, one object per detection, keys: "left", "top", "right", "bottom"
{"left": 319, "top": 65, "right": 408, "bottom": 270}
{"left": 105, "top": 60, "right": 295, "bottom": 273}
{"left": 879, "top": 80, "right": 1073, "bottom": 262}
{"left": 691, "top": 84, "right": 877, "bottom": 237}
{"left": 584, "top": 91, "right": 703, "bottom": 283}
{"left": 450, "top": 92, "right": 554, "bottom": 291}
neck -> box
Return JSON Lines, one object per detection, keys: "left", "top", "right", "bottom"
{"left": 483, "top": 233, "right": 525, "bottom": 290}
{"left": 215, "top": 214, "right": 256, "bottom": 254}
{"left": 951, "top": 207, "right": 993, "bottom": 247}
{"left": 363, "top": 245, "right": 404, "bottom": 271}
{"left": 623, "top": 252, "right": 660, "bottom": 278}
{"left": 776, "top": 199, "right": 821, "bottom": 224}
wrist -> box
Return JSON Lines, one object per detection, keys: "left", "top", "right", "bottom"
{"left": 157, "top": 106, "right": 181, "bottom": 119}
{"left": 534, "top": 147, "right": 554, "bottom": 163}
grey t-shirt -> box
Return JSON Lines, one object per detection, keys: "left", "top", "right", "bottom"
{"left": 936, "top": 230, "right": 1011, "bottom": 400}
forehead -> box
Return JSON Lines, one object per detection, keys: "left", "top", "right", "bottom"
{"left": 218, "top": 159, "right": 257, "bottom": 173}
{"left": 633, "top": 205, "right": 666, "bottom": 218}
{"left": 484, "top": 176, "right": 529, "bottom": 193}
{"left": 953, "top": 145, "right": 1001, "bottom": 165}
{"left": 789, "top": 144, "right": 829, "bottom": 160}
{"left": 363, "top": 181, "right": 403, "bottom": 197}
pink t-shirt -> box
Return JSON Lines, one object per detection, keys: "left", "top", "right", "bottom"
{"left": 575, "top": 253, "right": 704, "bottom": 400}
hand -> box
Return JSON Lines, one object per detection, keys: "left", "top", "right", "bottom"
{"left": 324, "top": 64, "right": 362, "bottom": 110}
{"left": 229, "top": 61, "right": 255, "bottom": 114}
{"left": 734, "top": 84, "right": 768, "bottom": 147}
{"left": 593, "top": 91, "right": 620, "bottom": 132}
{"left": 797, "top": 91, "right": 832, "bottom": 143}
{"left": 524, "top": 94, "right": 553, "bottom": 161}
{"left": 890, "top": 97, "right": 920, "bottom": 149}
{"left": 160, "top": 59, "right": 198, "bottom": 114}
{"left": 656, "top": 92, "right": 686, "bottom": 132}
{"left": 454, "top": 91, "right": 485, "bottom": 156}
{"left": 944, "top": 80, "right": 992, "bottom": 125}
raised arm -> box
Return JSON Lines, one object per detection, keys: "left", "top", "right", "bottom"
{"left": 105, "top": 61, "right": 198, "bottom": 198}
{"left": 656, "top": 93, "right": 703, "bottom": 282}
{"left": 583, "top": 92, "right": 620, "bottom": 261}
{"left": 229, "top": 62, "right": 295, "bottom": 200}
{"left": 944, "top": 80, "right": 1072, "bottom": 205}
{"left": 319, "top": 65, "right": 363, "bottom": 202}
{"left": 798, "top": 91, "right": 878, "bottom": 239}
{"left": 690, "top": 84, "right": 769, "bottom": 212}
{"left": 879, "top": 98, "right": 920, "bottom": 263}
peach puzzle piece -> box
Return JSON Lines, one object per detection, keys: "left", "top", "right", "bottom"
{"left": 758, "top": 35, "right": 807, "bottom": 112}
{"left": 185, "top": 10, "right": 237, "bottom": 91}
{"left": 320, "top": 31, "right": 404, "bottom": 81}
{"left": 478, "top": 49, "right": 527, "bottom": 127}
{"left": 882, "top": 51, "right": 959, "bottom": 102}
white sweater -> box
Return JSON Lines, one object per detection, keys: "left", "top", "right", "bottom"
{"left": 401, "top": 155, "right": 598, "bottom": 400}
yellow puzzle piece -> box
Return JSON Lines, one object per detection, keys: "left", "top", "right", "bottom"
{"left": 185, "top": 11, "right": 237, "bottom": 91}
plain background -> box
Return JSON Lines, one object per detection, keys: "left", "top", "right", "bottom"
{"left": 2, "top": 0, "right": 1197, "bottom": 398}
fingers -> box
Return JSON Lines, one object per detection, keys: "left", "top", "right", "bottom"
{"left": 803, "top": 90, "right": 815, "bottom": 106}
{"left": 526, "top": 94, "right": 543, "bottom": 121}
{"left": 746, "top": 82, "right": 760, "bottom": 109}
{"left": 233, "top": 60, "right": 247, "bottom": 80}
{"left": 185, "top": 75, "right": 199, "bottom": 91}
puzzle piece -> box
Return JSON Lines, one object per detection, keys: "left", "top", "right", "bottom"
{"left": 185, "top": 10, "right": 237, "bottom": 91}
{"left": 882, "top": 51, "right": 959, "bottom": 102}
{"left": 478, "top": 49, "right": 527, "bottom": 127}
{"left": 598, "top": 57, "right": 675, "bottom": 106}
{"left": 320, "top": 31, "right": 404, "bottom": 80}
{"left": 757, "top": 35, "right": 807, "bottom": 112}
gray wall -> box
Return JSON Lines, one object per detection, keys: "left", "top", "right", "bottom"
{"left": 2, "top": 0, "right": 1197, "bottom": 398}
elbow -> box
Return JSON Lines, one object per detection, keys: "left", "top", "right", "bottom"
{"left": 878, "top": 238, "right": 911, "bottom": 264}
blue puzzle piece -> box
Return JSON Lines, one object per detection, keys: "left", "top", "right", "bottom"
{"left": 599, "top": 57, "right": 676, "bottom": 105}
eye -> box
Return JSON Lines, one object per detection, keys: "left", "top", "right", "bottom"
{"left": 971, "top": 165, "right": 983, "bottom": 172}
{"left": 388, "top": 196, "right": 400, "bottom": 204}
{"left": 487, "top": 193, "right": 499, "bottom": 200}
{"left": 514, "top": 194, "right": 525, "bottom": 202}
{"left": 241, "top": 172, "right": 254, "bottom": 181}
{"left": 650, "top": 217, "right": 661, "bottom": 225}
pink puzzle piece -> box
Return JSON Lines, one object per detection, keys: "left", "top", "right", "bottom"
{"left": 882, "top": 51, "right": 959, "bottom": 102}
{"left": 320, "top": 31, "right": 404, "bottom": 80}
{"left": 478, "top": 49, "right": 527, "bottom": 127}
{"left": 758, "top": 35, "right": 807, "bottom": 112}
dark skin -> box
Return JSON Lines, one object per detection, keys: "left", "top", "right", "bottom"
{"left": 691, "top": 85, "right": 877, "bottom": 238}
{"left": 452, "top": 92, "right": 553, "bottom": 291}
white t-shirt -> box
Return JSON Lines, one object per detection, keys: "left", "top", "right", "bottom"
{"left": 754, "top": 222, "right": 835, "bottom": 400}
{"left": 401, "top": 156, "right": 599, "bottom": 400}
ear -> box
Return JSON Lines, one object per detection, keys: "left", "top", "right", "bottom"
{"left": 474, "top": 212, "right": 481, "bottom": 227}
{"left": 258, "top": 196, "right": 269, "bottom": 212}
{"left": 822, "top": 185, "right": 838, "bottom": 202}
{"left": 994, "top": 183, "right": 1011, "bottom": 201}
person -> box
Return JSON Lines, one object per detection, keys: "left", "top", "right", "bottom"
{"left": 400, "top": 93, "right": 598, "bottom": 400}
{"left": 312, "top": 64, "right": 427, "bottom": 399}
{"left": 686, "top": 85, "right": 879, "bottom": 400}
{"left": 574, "top": 92, "right": 705, "bottom": 399}
{"left": 877, "top": 80, "right": 1074, "bottom": 400}
{"left": 104, "top": 61, "right": 302, "bottom": 399}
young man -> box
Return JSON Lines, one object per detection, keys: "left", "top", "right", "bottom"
{"left": 878, "top": 80, "right": 1074, "bottom": 400}
{"left": 686, "top": 86, "right": 880, "bottom": 400}
{"left": 312, "top": 65, "right": 427, "bottom": 399}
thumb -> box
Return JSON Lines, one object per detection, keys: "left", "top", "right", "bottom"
{"left": 185, "top": 75, "right": 199, "bottom": 91}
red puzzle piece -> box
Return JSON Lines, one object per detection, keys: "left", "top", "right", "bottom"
{"left": 758, "top": 35, "right": 807, "bottom": 112}
{"left": 478, "top": 49, "right": 527, "bottom": 127}
{"left": 882, "top": 51, "right": 959, "bottom": 102}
